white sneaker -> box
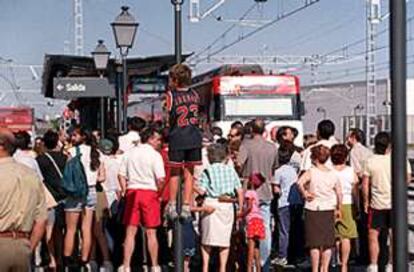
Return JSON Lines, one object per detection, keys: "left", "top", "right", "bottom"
{"left": 117, "top": 265, "right": 131, "bottom": 272}
{"left": 385, "top": 263, "right": 393, "bottom": 272}
{"left": 367, "top": 264, "right": 379, "bottom": 272}
{"left": 103, "top": 261, "right": 114, "bottom": 272}
{"left": 151, "top": 265, "right": 161, "bottom": 272}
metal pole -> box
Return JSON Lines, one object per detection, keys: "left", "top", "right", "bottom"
{"left": 390, "top": 0, "right": 408, "bottom": 271}
{"left": 116, "top": 61, "right": 123, "bottom": 134}
{"left": 99, "top": 74, "right": 105, "bottom": 138}
{"left": 122, "top": 55, "right": 128, "bottom": 133}
{"left": 175, "top": 2, "right": 182, "bottom": 64}
{"left": 100, "top": 97, "right": 105, "bottom": 137}
{"left": 172, "top": 1, "right": 184, "bottom": 272}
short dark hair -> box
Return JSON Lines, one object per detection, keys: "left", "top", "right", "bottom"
{"left": 374, "top": 132, "right": 391, "bottom": 155}
{"left": 129, "top": 117, "right": 147, "bottom": 132}
{"left": 106, "top": 134, "right": 120, "bottom": 155}
{"left": 231, "top": 121, "right": 243, "bottom": 130}
{"left": 243, "top": 120, "right": 254, "bottom": 137}
{"left": 207, "top": 143, "right": 227, "bottom": 163}
{"left": 140, "top": 127, "right": 159, "bottom": 144}
{"left": 216, "top": 137, "right": 228, "bottom": 146}
{"left": 251, "top": 119, "right": 265, "bottom": 135}
{"left": 276, "top": 126, "right": 298, "bottom": 143}
{"left": 331, "top": 144, "right": 349, "bottom": 165}
{"left": 43, "top": 130, "right": 59, "bottom": 150}
{"left": 349, "top": 128, "right": 366, "bottom": 145}
{"left": 169, "top": 64, "right": 192, "bottom": 87}
{"left": 278, "top": 141, "right": 295, "bottom": 165}
{"left": 14, "top": 131, "right": 31, "bottom": 150}
{"left": 310, "top": 145, "right": 331, "bottom": 164}
{"left": 317, "top": 120, "right": 335, "bottom": 140}
{"left": 211, "top": 126, "right": 223, "bottom": 137}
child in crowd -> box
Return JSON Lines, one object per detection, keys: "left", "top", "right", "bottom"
{"left": 242, "top": 173, "right": 266, "bottom": 272}
{"left": 271, "top": 142, "right": 303, "bottom": 266}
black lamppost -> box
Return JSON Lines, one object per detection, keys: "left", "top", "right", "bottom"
{"left": 92, "top": 39, "right": 111, "bottom": 137}
{"left": 111, "top": 6, "right": 139, "bottom": 133}
{"left": 171, "top": 1, "right": 184, "bottom": 271}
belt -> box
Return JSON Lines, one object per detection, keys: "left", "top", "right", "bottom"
{"left": 0, "top": 231, "right": 30, "bottom": 239}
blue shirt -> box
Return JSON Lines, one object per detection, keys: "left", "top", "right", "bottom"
{"left": 199, "top": 163, "right": 241, "bottom": 198}
{"left": 273, "top": 164, "right": 303, "bottom": 208}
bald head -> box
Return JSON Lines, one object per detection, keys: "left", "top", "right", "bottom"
{"left": 0, "top": 128, "right": 16, "bottom": 156}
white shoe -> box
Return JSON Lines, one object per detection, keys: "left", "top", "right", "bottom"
{"left": 367, "top": 264, "right": 379, "bottom": 272}
{"left": 151, "top": 265, "right": 161, "bottom": 272}
{"left": 385, "top": 263, "right": 393, "bottom": 272}
{"left": 117, "top": 265, "right": 131, "bottom": 272}
{"left": 103, "top": 261, "right": 114, "bottom": 272}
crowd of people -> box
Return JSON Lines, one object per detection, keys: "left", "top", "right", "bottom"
{"left": 0, "top": 64, "right": 412, "bottom": 272}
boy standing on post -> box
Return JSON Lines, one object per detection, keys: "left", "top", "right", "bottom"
{"left": 166, "top": 64, "right": 202, "bottom": 219}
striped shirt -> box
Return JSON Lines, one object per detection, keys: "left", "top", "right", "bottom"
{"left": 199, "top": 163, "right": 242, "bottom": 198}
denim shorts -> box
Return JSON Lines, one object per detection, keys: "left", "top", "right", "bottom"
{"left": 64, "top": 187, "right": 97, "bottom": 212}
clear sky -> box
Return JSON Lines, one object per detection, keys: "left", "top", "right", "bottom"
{"left": 0, "top": 0, "right": 412, "bottom": 84}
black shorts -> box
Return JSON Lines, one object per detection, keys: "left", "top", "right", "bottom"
{"left": 368, "top": 209, "right": 391, "bottom": 230}
{"left": 168, "top": 148, "right": 202, "bottom": 168}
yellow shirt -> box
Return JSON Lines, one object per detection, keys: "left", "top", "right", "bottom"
{"left": 0, "top": 157, "right": 47, "bottom": 232}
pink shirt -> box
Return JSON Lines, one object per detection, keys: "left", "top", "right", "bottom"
{"left": 245, "top": 190, "right": 263, "bottom": 222}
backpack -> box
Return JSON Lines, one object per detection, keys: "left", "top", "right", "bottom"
{"left": 62, "top": 146, "right": 88, "bottom": 199}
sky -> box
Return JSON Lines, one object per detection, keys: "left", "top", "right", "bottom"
{"left": 0, "top": 0, "right": 412, "bottom": 86}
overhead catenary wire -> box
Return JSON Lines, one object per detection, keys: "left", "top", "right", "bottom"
{"left": 189, "top": 3, "right": 258, "bottom": 61}
{"left": 293, "top": 14, "right": 414, "bottom": 75}
{"left": 192, "top": 0, "right": 321, "bottom": 65}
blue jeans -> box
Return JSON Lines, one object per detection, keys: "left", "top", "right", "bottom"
{"left": 260, "top": 201, "right": 272, "bottom": 272}
{"left": 278, "top": 206, "right": 291, "bottom": 259}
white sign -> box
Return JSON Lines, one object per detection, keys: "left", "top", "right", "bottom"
{"left": 224, "top": 98, "right": 293, "bottom": 116}
{"left": 66, "top": 83, "right": 86, "bottom": 92}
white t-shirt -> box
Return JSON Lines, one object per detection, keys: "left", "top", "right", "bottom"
{"left": 119, "top": 131, "right": 140, "bottom": 153}
{"left": 333, "top": 166, "right": 356, "bottom": 205}
{"left": 69, "top": 144, "right": 100, "bottom": 186}
{"left": 119, "top": 144, "right": 165, "bottom": 191}
{"left": 102, "top": 154, "right": 122, "bottom": 192}
{"left": 13, "top": 149, "right": 44, "bottom": 180}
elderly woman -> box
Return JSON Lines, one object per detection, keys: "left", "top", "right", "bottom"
{"left": 198, "top": 143, "right": 244, "bottom": 272}
{"left": 297, "top": 145, "right": 342, "bottom": 272}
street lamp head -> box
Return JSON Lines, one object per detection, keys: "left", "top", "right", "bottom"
{"left": 354, "top": 104, "right": 364, "bottom": 110}
{"left": 111, "top": 6, "right": 139, "bottom": 51}
{"left": 316, "top": 107, "right": 326, "bottom": 113}
{"left": 91, "top": 39, "right": 111, "bottom": 71}
{"left": 171, "top": 0, "right": 184, "bottom": 5}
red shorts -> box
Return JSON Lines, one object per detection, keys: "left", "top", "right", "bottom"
{"left": 246, "top": 218, "right": 265, "bottom": 240}
{"left": 123, "top": 189, "right": 161, "bottom": 228}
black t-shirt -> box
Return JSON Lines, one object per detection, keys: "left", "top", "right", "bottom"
{"left": 36, "top": 151, "right": 68, "bottom": 201}
{"left": 168, "top": 88, "right": 202, "bottom": 150}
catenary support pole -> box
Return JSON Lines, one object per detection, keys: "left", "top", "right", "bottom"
{"left": 390, "top": 0, "right": 408, "bottom": 270}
